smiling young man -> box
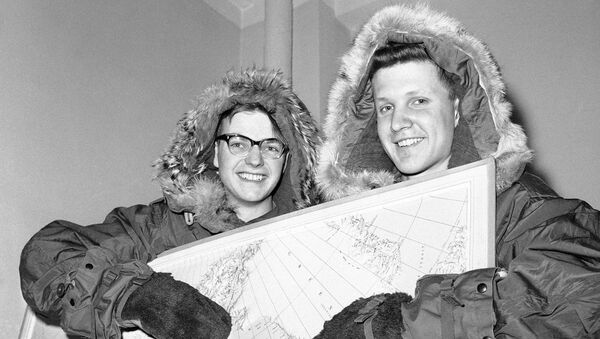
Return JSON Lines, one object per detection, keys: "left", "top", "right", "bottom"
{"left": 20, "top": 68, "right": 321, "bottom": 339}
{"left": 213, "top": 103, "right": 289, "bottom": 221}
{"left": 372, "top": 56, "right": 460, "bottom": 179}
{"left": 316, "top": 4, "right": 600, "bottom": 338}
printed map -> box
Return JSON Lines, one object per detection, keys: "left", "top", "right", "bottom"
{"left": 21, "top": 159, "right": 494, "bottom": 339}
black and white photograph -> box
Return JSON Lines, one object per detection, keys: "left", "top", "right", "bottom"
{"left": 3, "top": 1, "right": 599, "bottom": 338}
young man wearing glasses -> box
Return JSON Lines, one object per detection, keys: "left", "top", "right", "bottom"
{"left": 20, "top": 68, "right": 321, "bottom": 339}
{"left": 213, "top": 102, "right": 290, "bottom": 222}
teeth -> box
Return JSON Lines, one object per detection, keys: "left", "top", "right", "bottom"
{"left": 239, "top": 173, "right": 266, "bottom": 181}
{"left": 397, "top": 138, "right": 423, "bottom": 147}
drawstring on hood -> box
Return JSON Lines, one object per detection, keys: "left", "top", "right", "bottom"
{"left": 154, "top": 68, "right": 321, "bottom": 233}
{"left": 317, "top": 4, "right": 533, "bottom": 201}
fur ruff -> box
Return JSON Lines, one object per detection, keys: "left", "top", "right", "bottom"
{"left": 318, "top": 4, "right": 533, "bottom": 201}
{"left": 154, "top": 68, "right": 320, "bottom": 232}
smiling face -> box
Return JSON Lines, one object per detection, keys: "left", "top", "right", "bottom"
{"left": 213, "top": 110, "right": 286, "bottom": 220}
{"left": 373, "top": 61, "right": 459, "bottom": 179}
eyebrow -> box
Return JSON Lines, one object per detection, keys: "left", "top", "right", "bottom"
{"left": 373, "top": 90, "right": 426, "bottom": 99}
{"left": 375, "top": 89, "right": 426, "bottom": 100}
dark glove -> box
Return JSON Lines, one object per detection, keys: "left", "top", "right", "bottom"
{"left": 314, "top": 292, "right": 412, "bottom": 339}
{"left": 316, "top": 269, "right": 497, "bottom": 339}
{"left": 121, "top": 272, "right": 231, "bottom": 339}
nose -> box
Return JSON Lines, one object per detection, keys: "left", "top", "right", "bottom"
{"left": 245, "top": 145, "right": 264, "bottom": 167}
{"left": 390, "top": 108, "right": 412, "bottom": 132}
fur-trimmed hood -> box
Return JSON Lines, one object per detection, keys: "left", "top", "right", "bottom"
{"left": 317, "top": 4, "right": 533, "bottom": 201}
{"left": 154, "top": 68, "right": 321, "bottom": 233}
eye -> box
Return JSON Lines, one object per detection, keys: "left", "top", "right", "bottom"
{"left": 378, "top": 104, "right": 394, "bottom": 114}
{"left": 411, "top": 98, "right": 428, "bottom": 106}
{"left": 262, "top": 140, "right": 284, "bottom": 154}
{"left": 228, "top": 136, "right": 249, "bottom": 150}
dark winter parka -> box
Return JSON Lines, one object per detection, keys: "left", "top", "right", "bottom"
{"left": 19, "top": 68, "right": 321, "bottom": 338}
{"left": 316, "top": 5, "right": 600, "bottom": 338}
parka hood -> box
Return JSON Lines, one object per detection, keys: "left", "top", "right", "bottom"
{"left": 317, "top": 4, "right": 533, "bottom": 201}
{"left": 155, "top": 68, "right": 320, "bottom": 233}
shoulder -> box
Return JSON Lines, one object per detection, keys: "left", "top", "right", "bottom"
{"left": 498, "top": 172, "right": 594, "bottom": 218}
{"left": 497, "top": 171, "right": 595, "bottom": 228}
{"left": 497, "top": 172, "right": 568, "bottom": 220}
{"left": 501, "top": 172, "right": 559, "bottom": 201}
{"left": 102, "top": 198, "right": 171, "bottom": 227}
{"left": 496, "top": 172, "right": 599, "bottom": 265}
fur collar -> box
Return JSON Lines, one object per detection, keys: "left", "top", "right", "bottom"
{"left": 154, "top": 68, "right": 321, "bottom": 232}
{"left": 317, "top": 4, "right": 533, "bottom": 201}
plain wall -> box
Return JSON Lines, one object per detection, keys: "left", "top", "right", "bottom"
{"left": 2, "top": 1, "right": 599, "bottom": 337}
{"left": 0, "top": 0, "right": 240, "bottom": 335}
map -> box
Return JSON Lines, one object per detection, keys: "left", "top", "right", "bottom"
{"left": 191, "top": 193, "right": 468, "bottom": 338}
{"left": 20, "top": 159, "right": 494, "bottom": 339}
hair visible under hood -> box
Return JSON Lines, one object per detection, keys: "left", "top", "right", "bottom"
{"left": 154, "top": 68, "right": 321, "bottom": 233}
{"left": 317, "top": 4, "right": 533, "bottom": 201}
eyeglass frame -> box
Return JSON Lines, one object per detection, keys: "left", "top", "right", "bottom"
{"left": 214, "top": 133, "right": 289, "bottom": 159}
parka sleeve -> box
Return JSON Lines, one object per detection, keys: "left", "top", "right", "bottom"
{"left": 19, "top": 201, "right": 185, "bottom": 338}
{"left": 491, "top": 195, "right": 600, "bottom": 338}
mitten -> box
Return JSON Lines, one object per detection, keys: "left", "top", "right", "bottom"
{"left": 121, "top": 272, "right": 231, "bottom": 339}
{"left": 314, "top": 292, "right": 412, "bottom": 339}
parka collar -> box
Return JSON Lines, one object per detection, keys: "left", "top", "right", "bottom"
{"left": 154, "top": 68, "right": 320, "bottom": 233}
{"left": 317, "top": 4, "right": 533, "bottom": 201}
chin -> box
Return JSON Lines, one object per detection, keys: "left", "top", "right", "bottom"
{"left": 237, "top": 194, "right": 263, "bottom": 202}
{"left": 239, "top": 191, "right": 272, "bottom": 203}
{"left": 391, "top": 158, "right": 422, "bottom": 173}
{"left": 397, "top": 164, "right": 430, "bottom": 178}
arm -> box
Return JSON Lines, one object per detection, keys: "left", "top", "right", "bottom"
{"left": 491, "top": 189, "right": 600, "bottom": 337}
{"left": 319, "top": 177, "right": 600, "bottom": 338}
{"left": 19, "top": 201, "right": 229, "bottom": 338}
{"left": 405, "top": 182, "right": 600, "bottom": 338}
{"left": 415, "top": 182, "right": 600, "bottom": 338}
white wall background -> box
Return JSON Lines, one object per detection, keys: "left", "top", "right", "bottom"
{"left": 2, "top": 1, "right": 599, "bottom": 337}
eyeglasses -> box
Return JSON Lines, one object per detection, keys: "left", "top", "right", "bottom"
{"left": 215, "top": 134, "right": 288, "bottom": 159}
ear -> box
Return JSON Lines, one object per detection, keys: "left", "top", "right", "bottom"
{"left": 453, "top": 98, "right": 460, "bottom": 128}
{"left": 213, "top": 143, "right": 219, "bottom": 168}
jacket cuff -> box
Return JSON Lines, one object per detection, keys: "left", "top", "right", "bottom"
{"left": 115, "top": 269, "right": 154, "bottom": 328}
{"left": 449, "top": 268, "right": 497, "bottom": 339}
{"left": 60, "top": 247, "right": 154, "bottom": 338}
{"left": 402, "top": 268, "right": 498, "bottom": 339}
